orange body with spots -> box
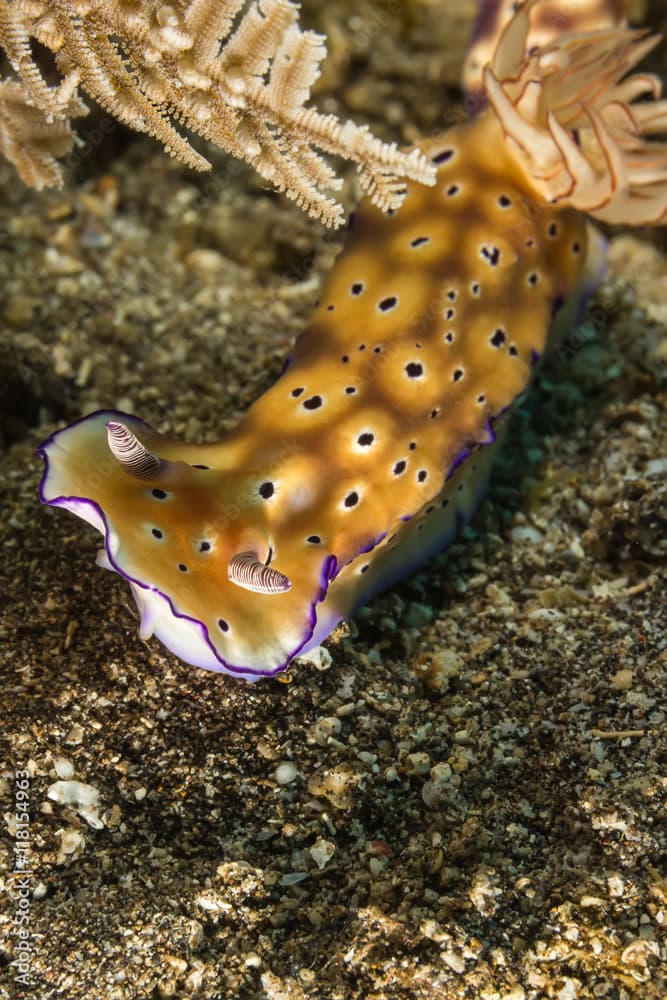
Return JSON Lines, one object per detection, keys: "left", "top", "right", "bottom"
{"left": 36, "top": 114, "right": 597, "bottom": 678}
{"left": 38, "top": 3, "right": 667, "bottom": 678}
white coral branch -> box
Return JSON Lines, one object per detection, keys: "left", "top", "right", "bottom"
{"left": 0, "top": 0, "right": 435, "bottom": 225}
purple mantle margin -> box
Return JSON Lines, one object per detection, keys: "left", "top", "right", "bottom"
{"left": 37, "top": 411, "right": 338, "bottom": 680}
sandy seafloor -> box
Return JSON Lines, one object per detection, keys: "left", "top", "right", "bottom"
{"left": 1, "top": 2, "right": 666, "bottom": 998}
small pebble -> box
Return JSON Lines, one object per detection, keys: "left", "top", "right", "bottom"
{"left": 274, "top": 761, "right": 298, "bottom": 785}
{"left": 54, "top": 757, "right": 75, "bottom": 779}
{"left": 611, "top": 668, "right": 633, "bottom": 690}
{"left": 309, "top": 838, "right": 336, "bottom": 870}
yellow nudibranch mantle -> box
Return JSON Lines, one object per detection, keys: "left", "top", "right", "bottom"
{"left": 39, "top": 1, "right": 667, "bottom": 679}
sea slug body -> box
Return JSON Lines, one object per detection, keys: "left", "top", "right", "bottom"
{"left": 38, "top": 1, "right": 667, "bottom": 680}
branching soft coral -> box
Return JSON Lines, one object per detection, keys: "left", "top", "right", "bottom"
{"left": 0, "top": 0, "right": 435, "bottom": 225}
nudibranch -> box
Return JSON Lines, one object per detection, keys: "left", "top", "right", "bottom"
{"left": 39, "top": 0, "right": 667, "bottom": 680}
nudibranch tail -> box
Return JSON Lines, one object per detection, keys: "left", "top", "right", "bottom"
{"left": 464, "top": 0, "right": 629, "bottom": 98}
